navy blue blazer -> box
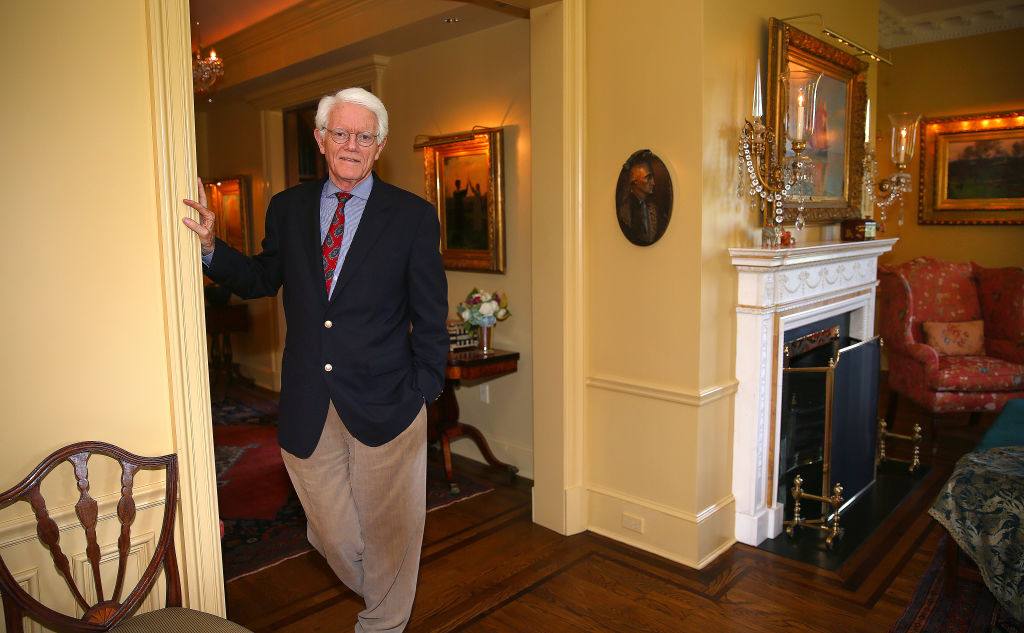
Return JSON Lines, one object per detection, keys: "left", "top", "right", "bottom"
{"left": 204, "top": 175, "right": 449, "bottom": 456}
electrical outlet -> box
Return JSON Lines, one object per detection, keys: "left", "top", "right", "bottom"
{"left": 479, "top": 384, "right": 490, "bottom": 404}
{"left": 621, "top": 513, "right": 644, "bottom": 533}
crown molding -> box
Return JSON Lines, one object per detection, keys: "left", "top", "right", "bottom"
{"left": 244, "top": 54, "right": 390, "bottom": 110}
{"left": 880, "top": 0, "right": 1024, "bottom": 48}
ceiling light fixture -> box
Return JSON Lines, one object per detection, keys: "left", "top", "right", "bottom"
{"left": 191, "top": 21, "right": 224, "bottom": 98}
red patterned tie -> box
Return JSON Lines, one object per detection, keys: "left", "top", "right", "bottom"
{"left": 322, "top": 192, "right": 352, "bottom": 293}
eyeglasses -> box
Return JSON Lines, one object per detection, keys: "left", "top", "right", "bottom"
{"left": 321, "top": 128, "right": 378, "bottom": 147}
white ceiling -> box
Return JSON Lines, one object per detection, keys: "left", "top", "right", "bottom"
{"left": 879, "top": 0, "right": 1024, "bottom": 48}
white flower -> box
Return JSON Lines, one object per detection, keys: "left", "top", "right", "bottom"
{"left": 496, "top": 308, "right": 508, "bottom": 319}
{"left": 479, "top": 301, "right": 496, "bottom": 316}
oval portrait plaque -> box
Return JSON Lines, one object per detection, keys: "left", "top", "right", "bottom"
{"left": 615, "top": 149, "right": 672, "bottom": 246}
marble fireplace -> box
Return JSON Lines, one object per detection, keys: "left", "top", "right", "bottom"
{"left": 730, "top": 239, "right": 898, "bottom": 546}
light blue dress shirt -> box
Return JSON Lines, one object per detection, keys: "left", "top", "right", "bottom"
{"left": 320, "top": 175, "right": 371, "bottom": 299}
{"left": 202, "top": 175, "right": 373, "bottom": 300}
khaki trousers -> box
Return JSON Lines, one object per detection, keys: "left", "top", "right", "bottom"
{"left": 281, "top": 402, "right": 427, "bottom": 633}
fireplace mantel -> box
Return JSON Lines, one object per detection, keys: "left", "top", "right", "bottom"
{"left": 730, "top": 239, "right": 897, "bottom": 546}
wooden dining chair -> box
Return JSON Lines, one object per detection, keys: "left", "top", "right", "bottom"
{"left": 0, "top": 441, "right": 251, "bottom": 633}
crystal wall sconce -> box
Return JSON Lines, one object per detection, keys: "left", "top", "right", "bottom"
{"left": 864, "top": 112, "right": 921, "bottom": 230}
{"left": 739, "top": 62, "right": 823, "bottom": 247}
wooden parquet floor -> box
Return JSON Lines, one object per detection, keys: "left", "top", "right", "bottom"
{"left": 224, "top": 396, "right": 993, "bottom": 633}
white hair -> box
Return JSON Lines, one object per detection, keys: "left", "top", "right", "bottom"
{"left": 315, "top": 87, "right": 389, "bottom": 139}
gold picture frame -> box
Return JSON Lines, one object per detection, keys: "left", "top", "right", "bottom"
{"left": 766, "top": 18, "right": 869, "bottom": 224}
{"left": 421, "top": 128, "right": 506, "bottom": 273}
{"left": 202, "top": 175, "right": 253, "bottom": 255}
{"left": 918, "top": 111, "right": 1024, "bottom": 225}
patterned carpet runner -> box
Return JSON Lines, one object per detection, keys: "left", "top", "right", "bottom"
{"left": 889, "top": 535, "right": 1023, "bottom": 633}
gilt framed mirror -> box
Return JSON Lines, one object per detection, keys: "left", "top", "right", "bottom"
{"left": 766, "top": 17, "right": 869, "bottom": 224}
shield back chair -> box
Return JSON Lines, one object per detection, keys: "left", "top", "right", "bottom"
{"left": 877, "top": 257, "right": 1024, "bottom": 451}
{"left": 0, "top": 441, "right": 252, "bottom": 633}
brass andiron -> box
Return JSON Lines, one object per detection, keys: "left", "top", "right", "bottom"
{"left": 784, "top": 475, "right": 845, "bottom": 548}
{"left": 878, "top": 419, "right": 922, "bottom": 472}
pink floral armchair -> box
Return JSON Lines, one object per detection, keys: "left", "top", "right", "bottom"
{"left": 877, "top": 257, "right": 1024, "bottom": 439}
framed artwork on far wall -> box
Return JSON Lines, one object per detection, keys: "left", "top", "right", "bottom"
{"left": 203, "top": 175, "right": 253, "bottom": 255}
{"left": 766, "top": 17, "right": 869, "bottom": 225}
{"left": 420, "top": 127, "right": 506, "bottom": 273}
{"left": 919, "top": 111, "right": 1024, "bottom": 225}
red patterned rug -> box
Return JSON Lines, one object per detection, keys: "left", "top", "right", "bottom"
{"left": 214, "top": 393, "right": 494, "bottom": 582}
{"left": 889, "top": 535, "right": 1023, "bottom": 633}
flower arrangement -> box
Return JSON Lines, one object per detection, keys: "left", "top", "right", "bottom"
{"left": 456, "top": 288, "right": 510, "bottom": 330}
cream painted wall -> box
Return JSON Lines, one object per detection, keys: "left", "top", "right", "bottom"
{"left": 582, "top": 0, "right": 712, "bottom": 564}
{"left": 378, "top": 20, "right": 535, "bottom": 478}
{"left": 528, "top": 2, "right": 577, "bottom": 534}
{"left": 0, "top": 1, "right": 172, "bottom": 501}
{"left": 0, "top": 0, "right": 225, "bottom": 621}
{"left": 876, "top": 28, "right": 1024, "bottom": 267}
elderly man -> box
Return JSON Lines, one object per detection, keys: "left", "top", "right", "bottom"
{"left": 183, "top": 87, "right": 449, "bottom": 633}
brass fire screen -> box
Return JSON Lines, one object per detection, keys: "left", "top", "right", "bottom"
{"left": 779, "top": 329, "right": 881, "bottom": 546}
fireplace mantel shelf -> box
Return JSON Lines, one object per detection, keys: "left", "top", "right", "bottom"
{"left": 730, "top": 239, "right": 899, "bottom": 269}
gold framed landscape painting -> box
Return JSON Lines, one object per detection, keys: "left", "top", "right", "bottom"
{"left": 421, "top": 127, "right": 506, "bottom": 273}
{"left": 919, "top": 111, "right": 1024, "bottom": 225}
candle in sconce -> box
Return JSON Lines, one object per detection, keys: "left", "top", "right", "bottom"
{"left": 896, "top": 127, "right": 908, "bottom": 163}
{"left": 752, "top": 59, "right": 763, "bottom": 119}
{"left": 795, "top": 93, "right": 805, "bottom": 140}
{"left": 864, "top": 98, "right": 871, "bottom": 145}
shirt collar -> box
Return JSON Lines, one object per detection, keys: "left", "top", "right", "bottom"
{"left": 322, "top": 173, "right": 374, "bottom": 201}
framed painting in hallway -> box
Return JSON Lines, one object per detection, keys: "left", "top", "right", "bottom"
{"left": 418, "top": 128, "right": 506, "bottom": 273}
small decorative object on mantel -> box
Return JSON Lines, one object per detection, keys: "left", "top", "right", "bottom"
{"left": 455, "top": 288, "right": 510, "bottom": 352}
{"left": 840, "top": 218, "right": 877, "bottom": 241}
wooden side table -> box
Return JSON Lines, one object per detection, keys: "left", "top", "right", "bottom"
{"left": 428, "top": 347, "right": 520, "bottom": 493}
{"left": 205, "top": 303, "right": 252, "bottom": 397}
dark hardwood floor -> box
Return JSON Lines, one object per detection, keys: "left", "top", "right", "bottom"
{"left": 223, "top": 384, "right": 993, "bottom": 632}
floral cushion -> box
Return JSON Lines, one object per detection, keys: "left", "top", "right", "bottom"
{"left": 923, "top": 320, "right": 985, "bottom": 355}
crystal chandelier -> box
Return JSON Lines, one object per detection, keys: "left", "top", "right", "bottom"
{"left": 193, "top": 49, "right": 223, "bottom": 96}
{"left": 191, "top": 21, "right": 224, "bottom": 97}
